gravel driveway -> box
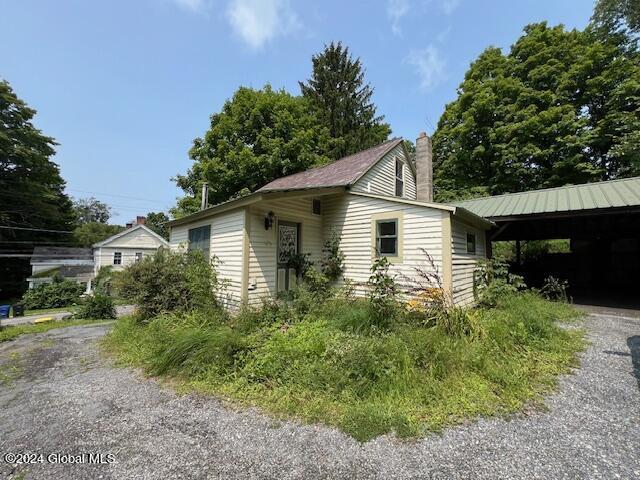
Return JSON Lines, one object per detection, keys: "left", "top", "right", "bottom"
{"left": 0, "top": 314, "right": 638, "bottom": 480}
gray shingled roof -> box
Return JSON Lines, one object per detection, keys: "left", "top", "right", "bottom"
{"left": 31, "top": 247, "right": 93, "bottom": 263}
{"left": 455, "top": 176, "right": 640, "bottom": 219}
{"left": 258, "top": 138, "right": 403, "bottom": 192}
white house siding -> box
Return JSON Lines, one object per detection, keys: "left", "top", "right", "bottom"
{"left": 247, "top": 196, "right": 324, "bottom": 306}
{"left": 94, "top": 228, "right": 168, "bottom": 273}
{"left": 351, "top": 143, "right": 417, "bottom": 200}
{"left": 94, "top": 246, "right": 159, "bottom": 272}
{"left": 322, "top": 193, "right": 445, "bottom": 298}
{"left": 169, "top": 210, "right": 245, "bottom": 309}
{"left": 451, "top": 218, "right": 487, "bottom": 306}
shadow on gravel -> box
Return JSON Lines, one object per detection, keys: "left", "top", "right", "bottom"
{"left": 628, "top": 336, "right": 640, "bottom": 391}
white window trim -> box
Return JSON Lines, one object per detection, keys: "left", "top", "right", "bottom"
{"left": 466, "top": 232, "right": 477, "bottom": 254}
{"left": 113, "top": 251, "right": 122, "bottom": 265}
{"left": 311, "top": 198, "right": 322, "bottom": 216}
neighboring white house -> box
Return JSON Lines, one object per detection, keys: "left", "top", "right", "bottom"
{"left": 92, "top": 223, "right": 170, "bottom": 275}
{"left": 27, "top": 247, "right": 95, "bottom": 293}
{"left": 167, "top": 134, "right": 493, "bottom": 310}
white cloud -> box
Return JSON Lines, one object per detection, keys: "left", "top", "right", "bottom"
{"left": 441, "top": 0, "right": 460, "bottom": 15}
{"left": 406, "top": 45, "right": 446, "bottom": 91}
{"left": 227, "top": 0, "right": 300, "bottom": 49}
{"left": 171, "top": 0, "right": 209, "bottom": 13}
{"left": 387, "top": 0, "right": 410, "bottom": 36}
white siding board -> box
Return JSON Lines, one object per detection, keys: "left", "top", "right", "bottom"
{"left": 322, "top": 193, "right": 444, "bottom": 298}
{"left": 451, "top": 219, "right": 486, "bottom": 306}
{"left": 247, "top": 197, "right": 323, "bottom": 306}
{"left": 168, "top": 210, "right": 245, "bottom": 309}
{"left": 351, "top": 144, "right": 417, "bottom": 200}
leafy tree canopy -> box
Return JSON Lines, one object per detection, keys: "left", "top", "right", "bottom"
{"left": 300, "top": 41, "right": 391, "bottom": 160}
{"left": 173, "top": 85, "right": 330, "bottom": 216}
{"left": 433, "top": 22, "right": 640, "bottom": 201}
{"left": 0, "top": 79, "right": 76, "bottom": 297}
{"left": 73, "top": 197, "right": 111, "bottom": 224}
{"left": 145, "top": 211, "right": 170, "bottom": 240}
{"left": 591, "top": 0, "right": 640, "bottom": 39}
{"left": 73, "top": 222, "right": 124, "bottom": 247}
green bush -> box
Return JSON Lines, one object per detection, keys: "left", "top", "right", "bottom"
{"left": 540, "top": 276, "right": 569, "bottom": 302}
{"left": 474, "top": 259, "right": 526, "bottom": 307}
{"left": 20, "top": 277, "right": 85, "bottom": 309}
{"left": 76, "top": 293, "right": 116, "bottom": 319}
{"left": 115, "top": 249, "right": 223, "bottom": 321}
{"left": 367, "top": 256, "right": 399, "bottom": 328}
{"left": 321, "top": 230, "right": 345, "bottom": 282}
{"left": 104, "top": 291, "right": 584, "bottom": 442}
{"left": 92, "top": 266, "right": 120, "bottom": 296}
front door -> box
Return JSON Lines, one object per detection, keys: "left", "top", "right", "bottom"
{"left": 277, "top": 221, "right": 300, "bottom": 293}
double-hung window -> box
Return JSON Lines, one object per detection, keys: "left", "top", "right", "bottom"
{"left": 113, "top": 252, "right": 122, "bottom": 265}
{"left": 376, "top": 219, "right": 398, "bottom": 257}
{"left": 135, "top": 252, "right": 143, "bottom": 262}
{"left": 395, "top": 159, "right": 404, "bottom": 197}
{"left": 188, "top": 225, "right": 211, "bottom": 257}
{"left": 466, "top": 233, "right": 477, "bottom": 254}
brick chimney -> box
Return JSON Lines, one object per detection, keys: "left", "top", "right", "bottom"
{"left": 136, "top": 216, "right": 146, "bottom": 225}
{"left": 126, "top": 222, "right": 133, "bottom": 229}
{"left": 415, "top": 132, "right": 433, "bottom": 202}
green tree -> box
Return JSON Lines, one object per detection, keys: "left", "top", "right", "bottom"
{"left": 73, "top": 222, "right": 124, "bottom": 247}
{"left": 73, "top": 197, "right": 112, "bottom": 224}
{"left": 173, "top": 85, "right": 329, "bottom": 215}
{"left": 300, "top": 42, "right": 391, "bottom": 160}
{"left": 591, "top": 0, "right": 640, "bottom": 37}
{"left": 0, "top": 79, "right": 76, "bottom": 298}
{"left": 145, "top": 211, "right": 170, "bottom": 240}
{"left": 433, "top": 23, "right": 640, "bottom": 201}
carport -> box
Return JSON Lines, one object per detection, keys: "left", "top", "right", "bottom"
{"left": 457, "top": 177, "right": 640, "bottom": 308}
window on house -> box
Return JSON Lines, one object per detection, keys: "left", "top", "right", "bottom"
{"left": 135, "top": 252, "right": 143, "bottom": 262}
{"left": 395, "top": 159, "right": 404, "bottom": 197}
{"left": 188, "top": 225, "right": 211, "bottom": 257}
{"left": 376, "top": 219, "right": 398, "bottom": 257}
{"left": 466, "top": 233, "right": 477, "bottom": 254}
{"left": 113, "top": 252, "right": 122, "bottom": 265}
{"left": 312, "top": 198, "right": 321, "bottom": 215}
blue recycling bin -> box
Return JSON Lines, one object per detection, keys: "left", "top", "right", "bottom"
{"left": 0, "top": 305, "right": 10, "bottom": 319}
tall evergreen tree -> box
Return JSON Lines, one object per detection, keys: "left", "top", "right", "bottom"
{"left": 432, "top": 23, "right": 640, "bottom": 201}
{"left": 0, "top": 79, "right": 76, "bottom": 297}
{"left": 300, "top": 42, "right": 391, "bottom": 160}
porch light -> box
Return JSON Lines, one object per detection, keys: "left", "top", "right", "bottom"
{"left": 264, "top": 211, "right": 275, "bottom": 230}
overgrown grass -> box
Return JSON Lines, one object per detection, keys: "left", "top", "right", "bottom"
{"left": 103, "top": 292, "right": 585, "bottom": 441}
{"left": 0, "top": 319, "right": 111, "bottom": 342}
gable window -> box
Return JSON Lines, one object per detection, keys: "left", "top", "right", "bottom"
{"left": 135, "top": 252, "right": 143, "bottom": 262}
{"left": 376, "top": 219, "right": 398, "bottom": 257}
{"left": 312, "top": 198, "right": 322, "bottom": 215}
{"left": 113, "top": 252, "right": 122, "bottom": 265}
{"left": 188, "top": 225, "right": 211, "bottom": 257}
{"left": 466, "top": 233, "right": 477, "bottom": 254}
{"left": 395, "top": 159, "right": 404, "bottom": 197}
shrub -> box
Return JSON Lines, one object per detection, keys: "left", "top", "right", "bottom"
{"left": 287, "top": 252, "right": 313, "bottom": 279}
{"left": 473, "top": 259, "right": 526, "bottom": 307}
{"left": 115, "top": 249, "right": 222, "bottom": 321}
{"left": 367, "top": 256, "right": 399, "bottom": 328}
{"left": 20, "top": 277, "right": 85, "bottom": 309}
{"left": 76, "top": 293, "right": 116, "bottom": 319}
{"left": 92, "top": 266, "right": 120, "bottom": 296}
{"left": 540, "top": 276, "right": 569, "bottom": 302}
{"left": 321, "top": 230, "right": 345, "bottom": 282}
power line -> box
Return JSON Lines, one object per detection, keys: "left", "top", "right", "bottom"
{"left": 66, "top": 188, "right": 170, "bottom": 204}
{"left": 0, "top": 225, "right": 75, "bottom": 234}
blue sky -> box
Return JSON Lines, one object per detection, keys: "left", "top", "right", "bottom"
{"left": 1, "top": 0, "right": 594, "bottom": 222}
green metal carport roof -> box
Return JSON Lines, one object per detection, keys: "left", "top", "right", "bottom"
{"left": 454, "top": 176, "right": 640, "bottom": 219}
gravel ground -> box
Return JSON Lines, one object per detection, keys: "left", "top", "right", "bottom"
{"left": 1, "top": 305, "right": 135, "bottom": 327}
{"left": 0, "top": 314, "right": 638, "bottom": 480}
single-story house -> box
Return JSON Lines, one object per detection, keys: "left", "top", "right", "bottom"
{"left": 167, "top": 133, "right": 492, "bottom": 309}
{"left": 27, "top": 247, "right": 95, "bottom": 293}
{"left": 93, "top": 219, "right": 170, "bottom": 276}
